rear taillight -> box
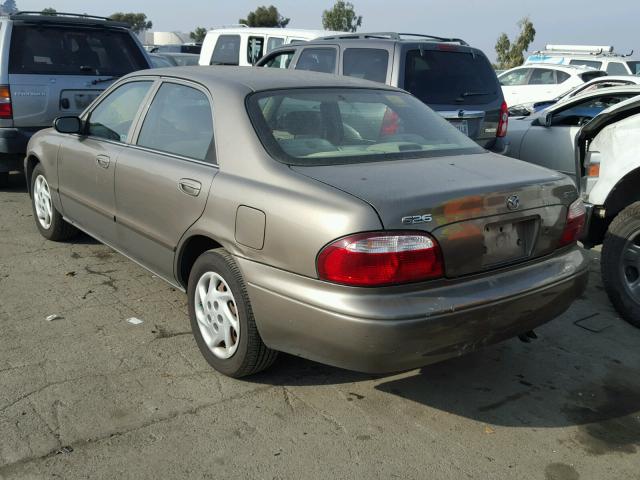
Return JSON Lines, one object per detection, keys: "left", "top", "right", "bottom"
{"left": 317, "top": 232, "right": 444, "bottom": 287}
{"left": 497, "top": 100, "right": 508, "bottom": 137}
{"left": 559, "top": 199, "right": 586, "bottom": 247}
{"left": 380, "top": 108, "right": 399, "bottom": 136}
{"left": 0, "top": 85, "right": 12, "bottom": 119}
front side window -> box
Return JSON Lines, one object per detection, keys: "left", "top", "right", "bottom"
{"left": 137, "top": 83, "right": 213, "bottom": 162}
{"left": 295, "top": 48, "right": 337, "bottom": 73}
{"left": 211, "top": 35, "right": 240, "bottom": 65}
{"left": 403, "top": 49, "right": 500, "bottom": 105}
{"left": 569, "top": 59, "right": 602, "bottom": 70}
{"left": 263, "top": 51, "right": 295, "bottom": 69}
{"left": 343, "top": 48, "right": 389, "bottom": 83}
{"left": 606, "top": 62, "right": 629, "bottom": 75}
{"left": 550, "top": 93, "right": 636, "bottom": 127}
{"left": 247, "top": 36, "right": 265, "bottom": 65}
{"left": 499, "top": 68, "right": 530, "bottom": 86}
{"left": 267, "top": 37, "right": 284, "bottom": 53}
{"left": 87, "top": 81, "right": 152, "bottom": 141}
{"left": 247, "top": 88, "right": 482, "bottom": 166}
{"left": 9, "top": 25, "right": 148, "bottom": 75}
{"left": 528, "top": 68, "right": 557, "bottom": 85}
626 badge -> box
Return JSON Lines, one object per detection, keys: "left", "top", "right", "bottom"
{"left": 401, "top": 214, "right": 433, "bottom": 225}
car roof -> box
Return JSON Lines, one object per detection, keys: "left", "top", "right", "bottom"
{"left": 553, "top": 85, "right": 640, "bottom": 108}
{"left": 6, "top": 11, "right": 129, "bottom": 29}
{"left": 500, "top": 64, "right": 598, "bottom": 75}
{"left": 128, "top": 66, "right": 401, "bottom": 93}
{"left": 583, "top": 75, "right": 640, "bottom": 84}
{"left": 205, "top": 27, "right": 335, "bottom": 38}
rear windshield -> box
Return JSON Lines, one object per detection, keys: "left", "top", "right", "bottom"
{"left": 9, "top": 25, "right": 148, "bottom": 76}
{"left": 246, "top": 88, "right": 483, "bottom": 166}
{"left": 402, "top": 49, "right": 500, "bottom": 106}
{"left": 569, "top": 59, "right": 602, "bottom": 70}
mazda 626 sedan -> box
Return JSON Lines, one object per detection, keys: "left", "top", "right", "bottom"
{"left": 26, "top": 67, "right": 589, "bottom": 377}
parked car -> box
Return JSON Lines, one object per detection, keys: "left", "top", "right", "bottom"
{"left": 525, "top": 44, "right": 640, "bottom": 75}
{"left": 0, "top": 11, "right": 152, "bottom": 186}
{"left": 499, "top": 64, "right": 606, "bottom": 108}
{"left": 257, "top": 32, "right": 509, "bottom": 153}
{"left": 156, "top": 52, "right": 200, "bottom": 67}
{"left": 151, "top": 44, "right": 201, "bottom": 55}
{"left": 25, "top": 67, "right": 588, "bottom": 377}
{"left": 505, "top": 87, "right": 640, "bottom": 327}
{"left": 199, "top": 27, "right": 339, "bottom": 66}
{"left": 509, "top": 75, "right": 640, "bottom": 116}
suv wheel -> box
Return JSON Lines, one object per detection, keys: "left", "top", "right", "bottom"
{"left": 602, "top": 202, "right": 640, "bottom": 327}
{"left": 187, "top": 249, "right": 277, "bottom": 377}
{"left": 30, "top": 163, "right": 77, "bottom": 241}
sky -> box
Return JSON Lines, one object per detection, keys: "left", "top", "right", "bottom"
{"left": 14, "top": 0, "right": 640, "bottom": 61}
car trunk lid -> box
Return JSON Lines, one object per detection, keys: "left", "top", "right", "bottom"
{"left": 292, "top": 152, "right": 577, "bottom": 277}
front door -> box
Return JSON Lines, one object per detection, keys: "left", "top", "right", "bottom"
{"left": 58, "top": 80, "right": 154, "bottom": 243}
{"left": 114, "top": 81, "right": 217, "bottom": 280}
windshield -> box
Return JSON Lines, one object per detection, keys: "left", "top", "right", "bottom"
{"left": 9, "top": 25, "right": 148, "bottom": 76}
{"left": 402, "top": 49, "right": 500, "bottom": 105}
{"left": 627, "top": 61, "right": 640, "bottom": 75}
{"left": 247, "top": 88, "right": 483, "bottom": 166}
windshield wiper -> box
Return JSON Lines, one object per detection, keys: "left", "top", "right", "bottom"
{"left": 91, "top": 76, "right": 121, "bottom": 85}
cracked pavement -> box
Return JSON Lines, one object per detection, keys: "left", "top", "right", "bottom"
{"left": 1, "top": 173, "right": 639, "bottom": 479}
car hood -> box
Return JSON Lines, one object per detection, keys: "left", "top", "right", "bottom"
{"left": 291, "top": 152, "right": 574, "bottom": 231}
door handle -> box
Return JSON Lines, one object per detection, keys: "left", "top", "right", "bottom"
{"left": 96, "top": 155, "right": 110, "bottom": 168}
{"left": 178, "top": 178, "right": 202, "bottom": 197}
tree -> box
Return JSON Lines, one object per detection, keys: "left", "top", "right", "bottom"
{"left": 239, "top": 5, "right": 289, "bottom": 28}
{"left": 2, "top": 0, "right": 17, "bottom": 14}
{"left": 494, "top": 17, "right": 536, "bottom": 70}
{"left": 41, "top": 8, "right": 57, "bottom": 15}
{"left": 109, "top": 12, "right": 153, "bottom": 34}
{"left": 322, "top": 1, "right": 362, "bottom": 32}
{"left": 190, "top": 27, "right": 207, "bottom": 43}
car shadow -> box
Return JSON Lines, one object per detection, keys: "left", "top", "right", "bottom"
{"left": 252, "top": 339, "right": 640, "bottom": 454}
{"left": 0, "top": 171, "right": 27, "bottom": 192}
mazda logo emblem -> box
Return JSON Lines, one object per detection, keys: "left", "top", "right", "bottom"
{"left": 506, "top": 195, "right": 520, "bottom": 211}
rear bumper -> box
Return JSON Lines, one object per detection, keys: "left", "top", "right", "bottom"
{"left": 238, "top": 247, "right": 588, "bottom": 373}
{"left": 0, "top": 127, "right": 41, "bottom": 171}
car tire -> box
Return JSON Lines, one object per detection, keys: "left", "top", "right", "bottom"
{"left": 30, "top": 163, "right": 78, "bottom": 241}
{"left": 602, "top": 201, "right": 640, "bottom": 328}
{"left": 187, "top": 248, "right": 277, "bottom": 377}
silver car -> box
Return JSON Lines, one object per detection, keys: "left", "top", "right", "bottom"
{"left": 26, "top": 67, "right": 589, "bottom": 377}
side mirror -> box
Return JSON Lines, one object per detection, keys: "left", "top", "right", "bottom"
{"left": 542, "top": 112, "right": 553, "bottom": 128}
{"left": 53, "top": 116, "right": 83, "bottom": 134}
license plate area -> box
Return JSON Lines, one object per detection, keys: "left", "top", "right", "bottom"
{"left": 449, "top": 119, "right": 469, "bottom": 136}
{"left": 482, "top": 218, "right": 538, "bottom": 267}
{"left": 59, "top": 90, "right": 102, "bottom": 111}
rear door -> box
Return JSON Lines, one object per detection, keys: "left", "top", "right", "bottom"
{"left": 114, "top": 80, "right": 217, "bottom": 280}
{"left": 293, "top": 46, "right": 339, "bottom": 74}
{"left": 8, "top": 22, "right": 149, "bottom": 127}
{"left": 400, "top": 46, "right": 503, "bottom": 148}
{"left": 341, "top": 47, "right": 391, "bottom": 84}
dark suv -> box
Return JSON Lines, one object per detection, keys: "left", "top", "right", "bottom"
{"left": 0, "top": 12, "right": 151, "bottom": 185}
{"left": 256, "top": 32, "right": 508, "bottom": 153}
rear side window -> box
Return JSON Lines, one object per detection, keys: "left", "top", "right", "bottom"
{"left": 528, "top": 68, "right": 557, "bottom": 85}
{"left": 627, "top": 61, "right": 640, "bottom": 74}
{"left": 295, "top": 48, "right": 337, "bottom": 74}
{"left": 88, "top": 81, "right": 152, "bottom": 142}
{"left": 403, "top": 49, "right": 499, "bottom": 105}
{"left": 137, "top": 83, "right": 213, "bottom": 162}
{"left": 211, "top": 35, "right": 240, "bottom": 65}
{"left": 247, "top": 36, "right": 265, "bottom": 65}
{"left": 556, "top": 71, "right": 570, "bottom": 83}
{"left": 606, "top": 62, "right": 628, "bottom": 75}
{"left": 9, "top": 25, "right": 148, "bottom": 76}
{"left": 569, "top": 59, "right": 602, "bottom": 70}
{"left": 343, "top": 48, "right": 389, "bottom": 83}
{"left": 267, "top": 37, "right": 284, "bottom": 53}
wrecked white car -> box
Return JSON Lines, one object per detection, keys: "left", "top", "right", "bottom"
{"left": 506, "top": 88, "right": 640, "bottom": 326}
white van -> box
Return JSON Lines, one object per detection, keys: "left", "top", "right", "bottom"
{"left": 198, "top": 27, "right": 340, "bottom": 66}
{"left": 525, "top": 45, "right": 640, "bottom": 75}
